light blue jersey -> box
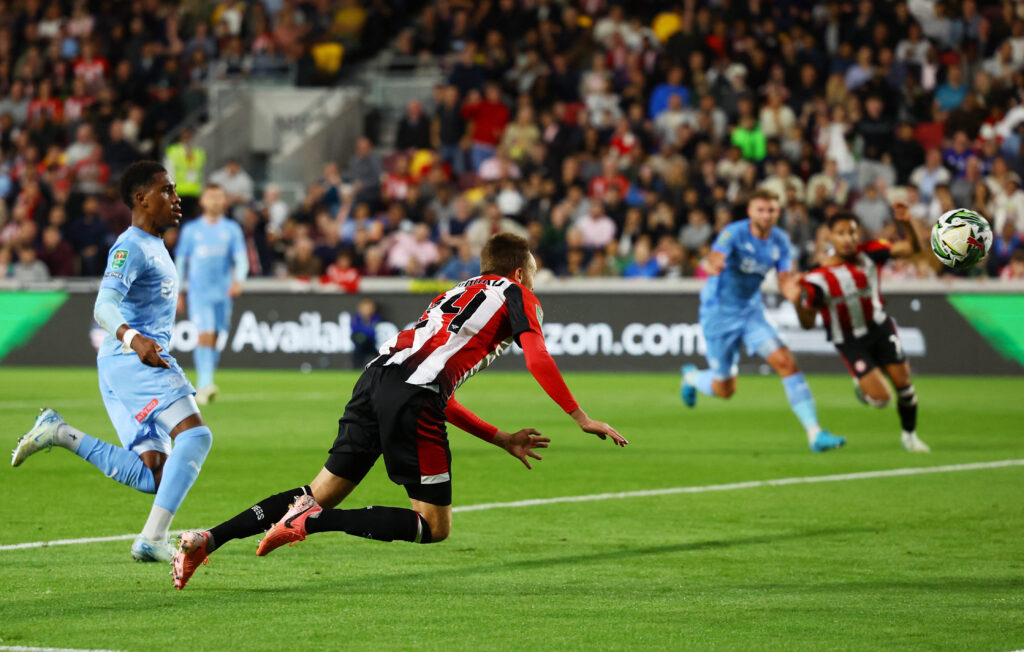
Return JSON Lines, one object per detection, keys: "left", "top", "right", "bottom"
{"left": 98, "top": 226, "right": 179, "bottom": 358}
{"left": 700, "top": 219, "right": 792, "bottom": 317}
{"left": 175, "top": 216, "right": 247, "bottom": 303}
{"left": 699, "top": 219, "right": 792, "bottom": 380}
{"left": 97, "top": 226, "right": 194, "bottom": 454}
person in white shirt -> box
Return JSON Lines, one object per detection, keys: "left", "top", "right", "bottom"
{"left": 209, "top": 159, "right": 254, "bottom": 208}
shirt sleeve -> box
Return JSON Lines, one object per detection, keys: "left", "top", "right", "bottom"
{"left": 503, "top": 283, "right": 544, "bottom": 345}
{"left": 444, "top": 395, "right": 499, "bottom": 442}
{"left": 230, "top": 221, "right": 249, "bottom": 282}
{"left": 519, "top": 330, "right": 580, "bottom": 414}
{"left": 99, "top": 239, "right": 144, "bottom": 297}
{"left": 775, "top": 231, "right": 793, "bottom": 272}
{"left": 800, "top": 274, "right": 827, "bottom": 310}
{"left": 859, "top": 239, "right": 893, "bottom": 265}
{"left": 710, "top": 224, "right": 736, "bottom": 256}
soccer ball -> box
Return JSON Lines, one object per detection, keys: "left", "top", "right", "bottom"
{"left": 930, "top": 208, "right": 992, "bottom": 270}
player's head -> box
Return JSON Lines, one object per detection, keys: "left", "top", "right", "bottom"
{"left": 200, "top": 183, "right": 227, "bottom": 218}
{"left": 119, "top": 160, "right": 181, "bottom": 232}
{"left": 481, "top": 232, "right": 536, "bottom": 290}
{"left": 747, "top": 189, "right": 779, "bottom": 233}
{"left": 827, "top": 211, "right": 861, "bottom": 258}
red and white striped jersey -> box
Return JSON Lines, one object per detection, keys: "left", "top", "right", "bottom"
{"left": 801, "top": 240, "right": 893, "bottom": 344}
{"left": 374, "top": 274, "right": 544, "bottom": 399}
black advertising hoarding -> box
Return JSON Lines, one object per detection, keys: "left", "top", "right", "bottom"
{"left": 2, "top": 287, "right": 1022, "bottom": 376}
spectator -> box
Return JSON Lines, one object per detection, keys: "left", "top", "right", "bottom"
{"left": 285, "top": 235, "right": 323, "bottom": 278}
{"left": 395, "top": 99, "right": 431, "bottom": 151}
{"left": 462, "top": 84, "right": 510, "bottom": 171}
{"left": 209, "top": 158, "right": 255, "bottom": 208}
{"left": 679, "top": 209, "right": 712, "bottom": 253}
{"left": 910, "top": 148, "right": 953, "bottom": 203}
{"left": 164, "top": 128, "right": 206, "bottom": 220}
{"left": 852, "top": 184, "right": 893, "bottom": 236}
{"left": 386, "top": 223, "right": 440, "bottom": 276}
{"left": 11, "top": 244, "right": 49, "bottom": 282}
{"left": 322, "top": 250, "right": 360, "bottom": 292}
{"left": 649, "top": 66, "right": 689, "bottom": 119}
{"left": 1000, "top": 249, "right": 1024, "bottom": 281}
{"left": 37, "top": 225, "right": 74, "bottom": 277}
{"left": 935, "top": 65, "right": 968, "bottom": 111}
{"left": 433, "top": 86, "right": 466, "bottom": 175}
{"left": 760, "top": 160, "right": 805, "bottom": 207}
{"left": 730, "top": 114, "right": 766, "bottom": 162}
{"left": 942, "top": 131, "right": 973, "bottom": 178}
{"left": 465, "top": 201, "right": 528, "bottom": 255}
{"left": 350, "top": 298, "right": 380, "bottom": 368}
{"left": 988, "top": 221, "right": 1021, "bottom": 277}
{"left": 575, "top": 200, "right": 616, "bottom": 251}
{"left": 436, "top": 239, "right": 481, "bottom": 281}
{"left": 346, "top": 137, "right": 383, "bottom": 204}
{"left": 103, "top": 120, "right": 141, "bottom": 177}
{"left": 622, "top": 235, "right": 660, "bottom": 278}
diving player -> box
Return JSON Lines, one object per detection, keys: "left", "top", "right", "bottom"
{"left": 681, "top": 189, "right": 845, "bottom": 452}
{"left": 11, "top": 161, "right": 214, "bottom": 562}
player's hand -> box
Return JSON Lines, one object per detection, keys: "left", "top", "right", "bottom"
{"left": 132, "top": 335, "right": 171, "bottom": 369}
{"left": 705, "top": 251, "right": 726, "bottom": 276}
{"left": 229, "top": 281, "right": 243, "bottom": 298}
{"left": 493, "top": 428, "right": 550, "bottom": 470}
{"left": 779, "top": 272, "right": 804, "bottom": 304}
{"left": 571, "top": 409, "right": 629, "bottom": 447}
{"left": 893, "top": 202, "right": 911, "bottom": 223}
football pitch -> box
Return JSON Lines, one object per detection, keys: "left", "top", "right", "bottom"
{"left": 1, "top": 367, "right": 1022, "bottom": 651}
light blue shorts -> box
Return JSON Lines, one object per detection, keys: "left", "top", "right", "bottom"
{"left": 97, "top": 353, "right": 196, "bottom": 455}
{"left": 188, "top": 297, "right": 232, "bottom": 334}
{"left": 700, "top": 309, "right": 785, "bottom": 381}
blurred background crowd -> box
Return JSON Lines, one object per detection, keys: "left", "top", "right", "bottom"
{"left": 2, "top": 0, "right": 1024, "bottom": 286}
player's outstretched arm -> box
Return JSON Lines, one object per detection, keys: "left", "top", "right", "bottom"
{"left": 519, "top": 330, "right": 628, "bottom": 447}
{"left": 889, "top": 202, "right": 923, "bottom": 258}
{"left": 445, "top": 396, "right": 550, "bottom": 469}
{"left": 779, "top": 273, "right": 818, "bottom": 330}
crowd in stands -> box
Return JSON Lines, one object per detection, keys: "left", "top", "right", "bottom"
{"left": 3, "top": 1, "right": 1024, "bottom": 285}
{"left": 0, "top": 0, "right": 396, "bottom": 282}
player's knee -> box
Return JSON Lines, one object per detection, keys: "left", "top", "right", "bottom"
{"left": 864, "top": 385, "right": 891, "bottom": 407}
{"left": 718, "top": 385, "right": 736, "bottom": 399}
{"left": 774, "top": 357, "right": 800, "bottom": 377}
{"left": 421, "top": 512, "right": 450, "bottom": 543}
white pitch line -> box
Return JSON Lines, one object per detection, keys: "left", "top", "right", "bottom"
{"left": 0, "top": 647, "right": 121, "bottom": 652}
{"left": 0, "top": 392, "right": 340, "bottom": 411}
{"left": 2, "top": 458, "right": 1022, "bottom": 552}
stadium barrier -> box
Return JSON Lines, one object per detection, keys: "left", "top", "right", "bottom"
{"left": 1, "top": 279, "right": 1022, "bottom": 375}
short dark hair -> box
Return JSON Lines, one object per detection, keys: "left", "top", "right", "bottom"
{"left": 481, "top": 233, "right": 532, "bottom": 277}
{"left": 828, "top": 211, "right": 860, "bottom": 229}
{"left": 749, "top": 188, "right": 778, "bottom": 203}
{"left": 120, "top": 160, "right": 166, "bottom": 208}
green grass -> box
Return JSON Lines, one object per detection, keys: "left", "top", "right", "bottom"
{"left": 1, "top": 368, "right": 1022, "bottom": 651}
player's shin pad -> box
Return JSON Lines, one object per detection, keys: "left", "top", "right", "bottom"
{"left": 153, "top": 426, "right": 212, "bottom": 514}
{"left": 896, "top": 385, "right": 917, "bottom": 433}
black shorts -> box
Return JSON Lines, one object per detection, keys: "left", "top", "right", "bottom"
{"left": 324, "top": 365, "right": 452, "bottom": 506}
{"left": 835, "top": 318, "right": 907, "bottom": 379}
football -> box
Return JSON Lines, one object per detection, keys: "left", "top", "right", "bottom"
{"left": 930, "top": 208, "right": 993, "bottom": 270}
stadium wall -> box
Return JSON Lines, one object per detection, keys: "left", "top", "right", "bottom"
{"left": 2, "top": 280, "right": 1022, "bottom": 376}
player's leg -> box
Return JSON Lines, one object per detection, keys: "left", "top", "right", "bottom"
{"left": 751, "top": 315, "right": 843, "bottom": 451}
{"left": 12, "top": 365, "right": 161, "bottom": 493}
{"left": 209, "top": 299, "right": 232, "bottom": 394}
{"left": 259, "top": 371, "right": 450, "bottom": 553}
{"left": 854, "top": 368, "right": 892, "bottom": 408}
{"left": 190, "top": 297, "right": 217, "bottom": 403}
{"left": 875, "top": 322, "right": 929, "bottom": 452}
{"left": 681, "top": 323, "right": 741, "bottom": 405}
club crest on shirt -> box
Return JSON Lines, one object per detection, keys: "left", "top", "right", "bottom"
{"left": 112, "top": 249, "right": 129, "bottom": 269}
{"left": 536, "top": 304, "right": 544, "bottom": 325}
{"left": 161, "top": 277, "right": 175, "bottom": 299}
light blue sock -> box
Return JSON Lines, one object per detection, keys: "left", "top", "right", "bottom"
{"left": 211, "top": 343, "right": 221, "bottom": 369}
{"left": 74, "top": 433, "right": 156, "bottom": 493}
{"left": 695, "top": 369, "right": 716, "bottom": 397}
{"left": 153, "top": 426, "right": 213, "bottom": 514}
{"left": 782, "top": 373, "right": 820, "bottom": 434}
{"left": 194, "top": 346, "right": 214, "bottom": 389}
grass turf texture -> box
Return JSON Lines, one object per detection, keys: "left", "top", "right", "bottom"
{"left": 1, "top": 367, "right": 1022, "bottom": 651}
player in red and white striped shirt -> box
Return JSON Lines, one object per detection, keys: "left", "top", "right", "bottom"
{"left": 173, "top": 233, "right": 628, "bottom": 589}
{"left": 781, "top": 205, "right": 930, "bottom": 453}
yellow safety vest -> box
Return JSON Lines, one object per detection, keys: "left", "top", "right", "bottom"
{"left": 165, "top": 143, "right": 206, "bottom": 197}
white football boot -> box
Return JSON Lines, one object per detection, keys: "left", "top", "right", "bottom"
{"left": 11, "top": 408, "right": 66, "bottom": 467}
{"left": 901, "top": 431, "right": 931, "bottom": 453}
{"left": 131, "top": 534, "right": 176, "bottom": 563}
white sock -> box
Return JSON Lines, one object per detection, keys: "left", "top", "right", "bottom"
{"left": 806, "top": 425, "right": 822, "bottom": 443}
{"left": 141, "top": 505, "right": 174, "bottom": 541}
{"left": 56, "top": 424, "right": 86, "bottom": 453}
{"left": 902, "top": 430, "right": 915, "bottom": 440}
